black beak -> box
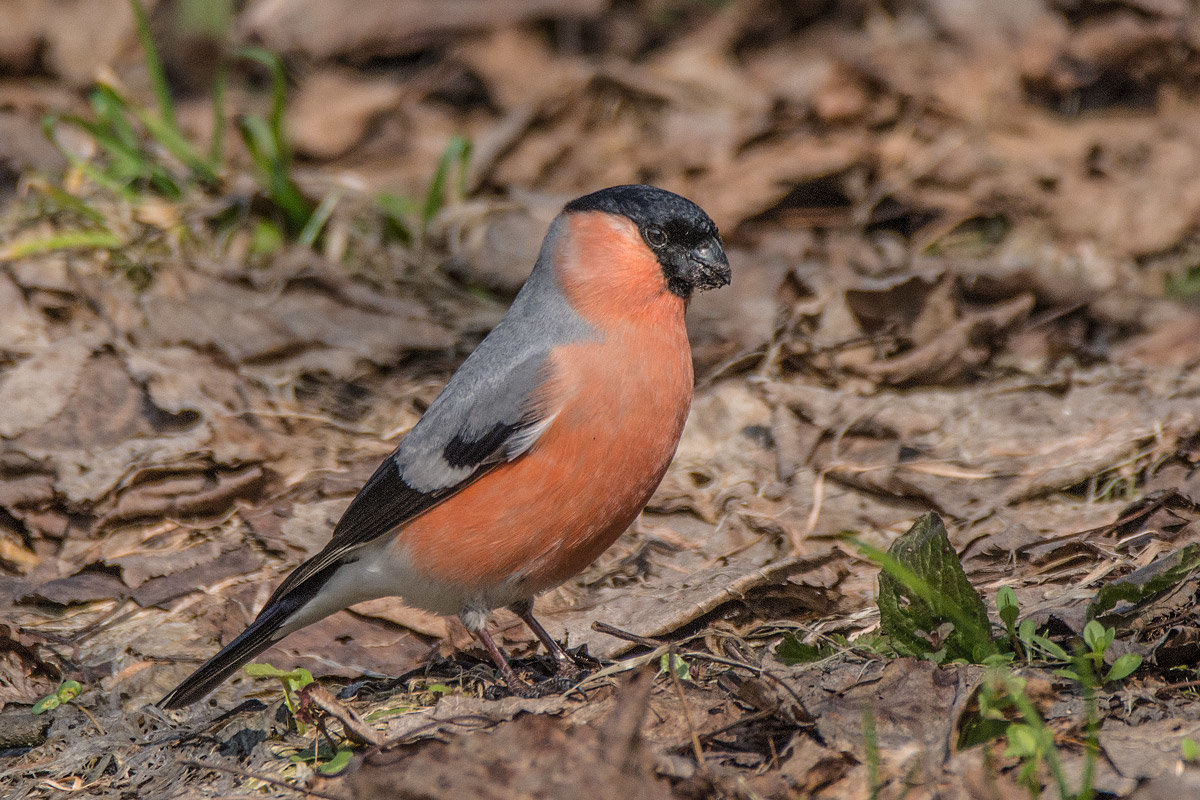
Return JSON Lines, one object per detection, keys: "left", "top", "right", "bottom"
{"left": 685, "top": 238, "right": 731, "bottom": 291}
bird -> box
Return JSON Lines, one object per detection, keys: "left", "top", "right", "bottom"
{"left": 158, "top": 184, "right": 731, "bottom": 708}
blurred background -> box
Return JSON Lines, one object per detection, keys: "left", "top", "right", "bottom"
{"left": 4, "top": 0, "right": 1198, "bottom": 301}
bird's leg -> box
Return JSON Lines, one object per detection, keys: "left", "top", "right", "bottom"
{"left": 509, "top": 599, "right": 577, "bottom": 675}
{"left": 471, "top": 626, "right": 524, "bottom": 688}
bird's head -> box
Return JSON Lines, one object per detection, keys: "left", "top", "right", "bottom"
{"left": 561, "top": 185, "right": 731, "bottom": 302}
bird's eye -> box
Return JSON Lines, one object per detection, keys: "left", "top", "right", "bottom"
{"left": 644, "top": 226, "right": 667, "bottom": 247}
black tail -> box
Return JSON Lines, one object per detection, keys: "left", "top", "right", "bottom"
{"left": 158, "top": 602, "right": 296, "bottom": 709}
{"left": 158, "top": 560, "right": 342, "bottom": 709}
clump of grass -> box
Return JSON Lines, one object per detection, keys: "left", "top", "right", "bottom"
{"left": 774, "top": 512, "right": 1167, "bottom": 799}
{"left": 377, "top": 134, "right": 472, "bottom": 246}
{"left": 27, "top": 0, "right": 472, "bottom": 283}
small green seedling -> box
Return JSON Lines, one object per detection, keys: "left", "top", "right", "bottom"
{"left": 972, "top": 671, "right": 1085, "bottom": 799}
{"left": 32, "top": 680, "right": 83, "bottom": 715}
{"left": 774, "top": 635, "right": 834, "bottom": 665}
{"left": 288, "top": 739, "right": 355, "bottom": 776}
{"left": 1054, "top": 620, "right": 1141, "bottom": 687}
{"left": 658, "top": 652, "right": 692, "bottom": 681}
{"left": 996, "top": 586, "right": 1020, "bottom": 644}
{"left": 243, "top": 663, "right": 315, "bottom": 731}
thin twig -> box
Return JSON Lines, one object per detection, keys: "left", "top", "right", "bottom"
{"left": 376, "top": 714, "right": 498, "bottom": 751}
{"left": 591, "top": 620, "right": 667, "bottom": 649}
{"left": 591, "top": 620, "right": 812, "bottom": 718}
{"left": 680, "top": 651, "right": 812, "bottom": 720}
{"left": 76, "top": 704, "right": 107, "bottom": 736}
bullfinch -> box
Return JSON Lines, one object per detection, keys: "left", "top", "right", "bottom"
{"left": 159, "top": 184, "right": 730, "bottom": 708}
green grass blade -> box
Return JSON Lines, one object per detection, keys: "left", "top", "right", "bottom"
{"left": 89, "top": 85, "right": 141, "bottom": 151}
{"left": 238, "top": 47, "right": 291, "bottom": 169}
{"left": 238, "top": 114, "right": 280, "bottom": 166}
{"left": 376, "top": 192, "right": 417, "bottom": 244}
{"left": 238, "top": 114, "right": 312, "bottom": 233}
{"left": 209, "top": 60, "right": 227, "bottom": 167}
{"left": 56, "top": 113, "right": 144, "bottom": 178}
{"left": 136, "top": 106, "right": 220, "bottom": 187}
{"left": 42, "top": 117, "right": 140, "bottom": 199}
{"left": 32, "top": 183, "right": 107, "bottom": 225}
{"left": 50, "top": 109, "right": 183, "bottom": 197}
{"left": 421, "top": 135, "right": 471, "bottom": 228}
{"left": 128, "top": 0, "right": 177, "bottom": 129}
{"left": 2, "top": 229, "right": 122, "bottom": 259}
{"left": 297, "top": 190, "right": 339, "bottom": 248}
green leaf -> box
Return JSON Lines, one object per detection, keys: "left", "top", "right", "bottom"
{"left": 89, "top": 86, "right": 140, "bottom": 152}
{"left": 1104, "top": 653, "right": 1142, "bottom": 683}
{"left": 286, "top": 668, "right": 315, "bottom": 693}
{"left": 421, "top": 135, "right": 471, "bottom": 228}
{"left": 774, "top": 634, "right": 831, "bottom": 665}
{"left": 237, "top": 113, "right": 312, "bottom": 233}
{"left": 996, "top": 586, "right": 1019, "bottom": 632}
{"left": 658, "top": 653, "right": 691, "bottom": 681}
{"left": 1005, "top": 724, "right": 1040, "bottom": 758}
{"left": 317, "top": 747, "right": 354, "bottom": 776}
{"left": 244, "top": 663, "right": 298, "bottom": 679}
{"left": 1088, "top": 544, "right": 1200, "bottom": 619}
{"left": 135, "top": 105, "right": 219, "bottom": 187}
{"left": 56, "top": 680, "right": 83, "bottom": 703}
{"left": 956, "top": 713, "right": 1010, "bottom": 750}
{"left": 31, "top": 182, "right": 107, "bottom": 224}
{"left": 297, "top": 190, "right": 340, "bottom": 249}
{"left": 2, "top": 229, "right": 122, "bottom": 259}
{"left": 1183, "top": 737, "right": 1199, "bottom": 762}
{"left": 1031, "top": 634, "right": 1070, "bottom": 662}
{"left": 288, "top": 740, "right": 338, "bottom": 763}
{"left": 32, "top": 695, "right": 60, "bottom": 714}
{"left": 250, "top": 219, "right": 285, "bottom": 255}
{"left": 244, "top": 663, "right": 314, "bottom": 690}
{"left": 238, "top": 47, "right": 290, "bottom": 168}
{"left": 1052, "top": 667, "right": 1082, "bottom": 682}
{"left": 864, "top": 512, "right": 996, "bottom": 662}
{"left": 128, "top": 0, "right": 177, "bottom": 129}
{"left": 980, "top": 652, "right": 1015, "bottom": 667}
{"left": 1082, "top": 620, "right": 1111, "bottom": 655}
{"left": 377, "top": 192, "right": 417, "bottom": 244}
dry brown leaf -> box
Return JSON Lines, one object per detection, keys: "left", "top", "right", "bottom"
{"left": 286, "top": 69, "right": 406, "bottom": 160}
{"left": 346, "top": 670, "right": 670, "bottom": 800}
{"left": 854, "top": 293, "right": 1034, "bottom": 385}
{"left": 0, "top": 337, "right": 93, "bottom": 438}
{"left": 140, "top": 267, "right": 453, "bottom": 380}
{"left": 243, "top": 0, "right": 607, "bottom": 60}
